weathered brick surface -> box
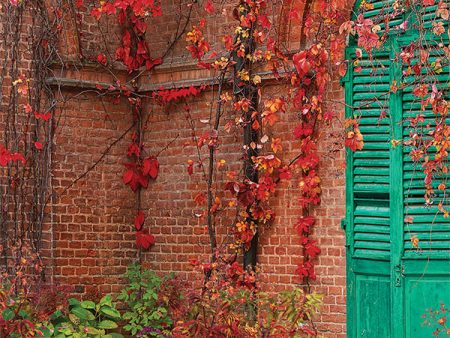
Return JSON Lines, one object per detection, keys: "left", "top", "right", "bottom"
{"left": 0, "top": 1, "right": 358, "bottom": 336}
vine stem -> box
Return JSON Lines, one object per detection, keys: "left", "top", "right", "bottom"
{"left": 52, "top": 122, "right": 136, "bottom": 202}
{"left": 206, "top": 68, "right": 228, "bottom": 259}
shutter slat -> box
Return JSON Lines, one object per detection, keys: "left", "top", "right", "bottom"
{"left": 351, "top": 50, "right": 391, "bottom": 259}
{"left": 402, "top": 45, "right": 450, "bottom": 257}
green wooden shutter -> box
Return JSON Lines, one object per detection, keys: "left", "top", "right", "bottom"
{"left": 414, "top": 0, "right": 450, "bottom": 31}
{"left": 402, "top": 46, "right": 450, "bottom": 257}
{"left": 352, "top": 51, "right": 392, "bottom": 259}
{"left": 347, "top": 3, "right": 450, "bottom": 338}
{"left": 400, "top": 43, "right": 450, "bottom": 337}
{"left": 356, "top": 0, "right": 405, "bottom": 35}
{"left": 345, "top": 46, "right": 393, "bottom": 338}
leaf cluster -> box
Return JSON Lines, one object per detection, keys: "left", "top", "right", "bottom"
{"left": 118, "top": 264, "right": 175, "bottom": 337}
{"left": 41, "top": 295, "right": 123, "bottom": 338}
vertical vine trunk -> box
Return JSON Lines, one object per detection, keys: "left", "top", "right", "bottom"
{"left": 232, "top": 2, "right": 259, "bottom": 272}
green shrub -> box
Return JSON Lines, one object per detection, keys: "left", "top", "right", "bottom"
{"left": 43, "top": 295, "right": 123, "bottom": 338}
{"left": 118, "top": 265, "right": 174, "bottom": 337}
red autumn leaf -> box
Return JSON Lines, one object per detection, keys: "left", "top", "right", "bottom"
{"left": 296, "top": 261, "right": 316, "bottom": 280}
{"left": 345, "top": 128, "right": 364, "bottom": 152}
{"left": 123, "top": 169, "right": 134, "bottom": 185}
{"left": 75, "top": 0, "right": 84, "bottom": 9}
{"left": 194, "top": 192, "right": 206, "bottom": 206}
{"left": 127, "top": 143, "right": 140, "bottom": 157}
{"left": 237, "top": 189, "right": 255, "bottom": 207}
{"left": 96, "top": 53, "right": 107, "bottom": 65}
{"left": 293, "top": 122, "right": 314, "bottom": 138}
{"left": 34, "top": 141, "right": 43, "bottom": 150}
{"left": 136, "top": 229, "right": 155, "bottom": 249}
{"left": 34, "top": 111, "right": 52, "bottom": 121}
{"left": 323, "top": 111, "right": 335, "bottom": 122}
{"left": 143, "top": 156, "right": 159, "bottom": 179}
{"left": 137, "top": 41, "right": 147, "bottom": 55}
{"left": 258, "top": 14, "right": 271, "bottom": 29}
{"left": 204, "top": 0, "right": 214, "bottom": 14}
{"left": 338, "top": 63, "right": 347, "bottom": 77}
{"left": 187, "top": 160, "right": 194, "bottom": 175}
{"left": 292, "top": 51, "right": 311, "bottom": 76}
{"left": 278, "top": 167, "right": 292, "bottom": 180}
{"left": 134, "top": 20, "right": 147, "bottom": 35}
{"left": 303, "top": 238, "right": 321, "bottom": 258}
{"left": 262, "top": 112, "right": 279, "bottom": 126}
{"left": 210, "top": 197, "right": 220, "bottom": 214}
{"left": 152, "top": 85, "right": 205, "bottom": 105}
{"left": 0, "top": 145, "right": 26, "bottom": 166}
{"left": 145, "top": 58, "right": 162, "bottom": 71}
{"left": 122, "top": 168, "right": 147, "bottom": 191}
{"left": 295, "top": 263, "right": 309, "bottom": 279}
{"left": 413, "top": 84, "right": 429, "bottom": 98}
{"left": 295, "top": 216, "right": 315, "bottom": 234}
{"left": 24, "top": 104, "right": 33, "bottom": 113}
{"left": 134, "top": 211, "right": 145, "bottom": 231}
{"left": 122, "top": 30, "right": 131, "bottom": 48}
{"left": 91, "top": 7, "right": 102, "bottom": 20}
{"left": 252, "top": 119, "right": 260, "bottom": 130}
{"left": 138, "top": 173, "right": 149, "bottom": 189}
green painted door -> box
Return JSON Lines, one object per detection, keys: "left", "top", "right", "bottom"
{"left": 345, "top": 2, "right": 450, "bottom": 336}
{"left": 344, "top": 45, "right": 394, "bottom": 337}
{"left": 400, "top": 41, "right": 450, "bottom": 338}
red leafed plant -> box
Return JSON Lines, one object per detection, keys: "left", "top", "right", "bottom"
{"left": 136, "top": 229, "right": 155, "bottom": 249}
{"left": 152, "top": 85, "right": 206, "bottom": 105}
{"left": 168, "top": 256, "right": 322, "bottom": 337}
{"left": 90, "top": 0, "right": 163, "bottom": 72}
{"left": 123, "top": 133, "right": 160, "bottom": 187}
{"left": 0, "top": 144, "right": 26, "bottom": 166}
{"left": 123, "top": 131, "right": 159, "bottom": 250}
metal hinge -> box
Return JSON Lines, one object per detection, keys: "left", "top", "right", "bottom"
{"left": 394, "top": 263, "right": 405, "bottom": 287}
{"left": 341, "top": 219, "right": 351, "bottom": 248}
{"left": 340, "top": 218, "right": 347, "bottom": 230}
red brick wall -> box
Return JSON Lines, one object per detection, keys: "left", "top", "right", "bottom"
{"left": 1, "top": 1, "right": 356, "bottom": 336}
{"left": 49, "top": 81, "right": 347, "bottom": 337}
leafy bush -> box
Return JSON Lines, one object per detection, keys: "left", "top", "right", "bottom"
{"left": 0, "top": 245, "right": 66, "bottom": 337}
{"left": 0, "top": 249, "right": 122, "bottom": 337}
{"left": 0, "top": 283, "right": 45, "bottom": 338}
{"left": 44, "top": 295, "right": 123, "bottom": 337}
{"left": 118, "top": 264, "right": 177, "bottom": 337}
{"left": 171, "top": 260, "right": 322, "bottom": 337}
{"left": 119, "top": 262, "right": 322, "bottom": 337}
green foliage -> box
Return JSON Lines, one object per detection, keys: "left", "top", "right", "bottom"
{"left": 118, "top": 264, "right": 323, "bottom": 337}
{"left": 45, "top": 295, "right": 123, "bottom": 338}
{"left": 256, "top": 289, "right": 323, "bottom": 336}
{"left": 118, "top": 265, "right": 174, "bottom": 337}
{"left": 0, "top": 286, "right": 43, "bottom": 338}
{"left": 172, "top": 283, "right": 323, "bottom": 337}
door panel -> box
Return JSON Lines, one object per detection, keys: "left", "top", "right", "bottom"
{"left": 401, "top": 42, "right": 450, "bottom": 337}
{"left": 346, "top": 2, "right": 450, "bottom": 338}
{"left": 345, "top": 46, "right": 393, "bottom": 338}
{"left": 345, "top": 46, "right": 450, "bottom": 336}
{"left": 355, "top": 273, "right": 391, "bottom": 337}
{"left": 405, "top": 278, "right": 450, "bottom": 337}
